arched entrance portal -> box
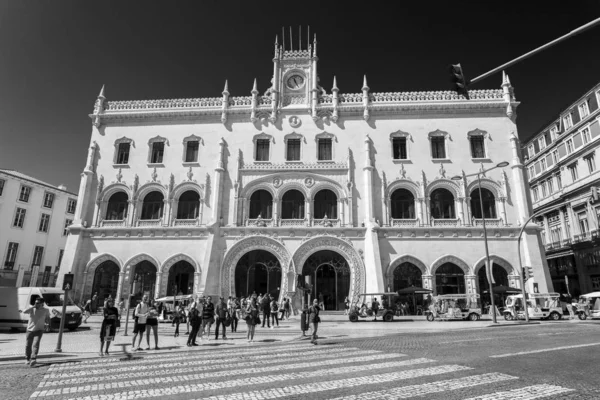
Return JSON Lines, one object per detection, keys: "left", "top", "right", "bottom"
{"left": 478, "top": 263, "right": 509, "bottom": 307}
{"left": 393, "top": 262, "right": 424, "bottom": 315}
{"left": 301, "top": 250, "right": 350, "bottom": 311}
{"left": 435, "top": 263, "right": 465, "bottom": 295}
{"left": 167, "top": 261, "right": 195, "bottom": 296}
{"left": 234, "top": 250, "right": 281, "bottom": 299}
{"left": 91, "top": 261, "right": 119, "bottom": 303}
{"left": 131, "top": 260, "right": 157, "bottom": 302}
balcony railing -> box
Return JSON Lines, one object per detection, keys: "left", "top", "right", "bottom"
{"left": 544, "top": 238, "right": 572, "bottom": 251}
{"left": 391, "top": 218, "right": 420, "bottom": 227}
{"left": 101, "top": 219, "right": 127, "bottom": 228}
{"left": 136, "top": 219, "right": 162, "bottom": 227}
{"left": 246, "top": 218, "right": 274, "bottom": 227}
{"left": 431, "top": 218, "right": 461, "bottom": 227}
{"left": 472, "top": 218, "right": 503, "bottom": 227}
{"left": 573, "top": 229, "right": 600, "bottom": 243}
{"left": 313, "top": 218, "right": 341, "bottom": 227}
{"left": 173, "top": 218, "right": 200, "bottom": 227}
{"left": 279, "top": 219, "right": 307, "bottom": 227}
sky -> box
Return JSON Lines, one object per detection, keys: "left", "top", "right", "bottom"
{"left": 1, "top": 1, "right": 600, "bottom": 192}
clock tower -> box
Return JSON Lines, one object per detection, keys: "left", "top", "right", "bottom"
{"left": 268, "top": 29, "right": 321, "bottom": 121}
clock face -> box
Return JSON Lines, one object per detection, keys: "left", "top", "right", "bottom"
{"left": 286, "top": 74, "right": 305, "bottom": 90}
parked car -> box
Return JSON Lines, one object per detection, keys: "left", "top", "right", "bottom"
{"left": 574, "top": 291, "right": 600, "bottom": 320}
{"left": 425, "top": 294, "right": 482, "bottom": 322}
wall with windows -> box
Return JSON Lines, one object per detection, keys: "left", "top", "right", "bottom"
{"left": 0, "top": 170, "right": 77, "bottom": 287}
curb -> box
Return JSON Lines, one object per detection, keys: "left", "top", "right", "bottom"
{"left": 487, "top": 322, "right": 542, "bottom": 327}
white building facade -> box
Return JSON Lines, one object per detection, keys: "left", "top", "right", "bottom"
{"left": 0, "top": 169, "right": 77, "bottom": 287}
{"left": 58, "top": 36, "right": 550, "bottom": 311}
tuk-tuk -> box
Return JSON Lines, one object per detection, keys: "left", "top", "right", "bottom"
{"left": 425, "top": 294, "right": 481, "bottom": 322}
{"left": 154, "top": 294, "right": 193, "bottom": 323}
{"left": 503, "top": 292, "right": 563, "bottom": 321}
{"left": 574, "top": 291, "right": 600, "bottom": 320}
{"left": 349, "top": 292, "right": 397, "bottom": 322}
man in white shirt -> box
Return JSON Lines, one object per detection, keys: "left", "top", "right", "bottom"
{"left": 21, "top": 297, "right": 50, "bottom": 367}
{"left": 132, "top": 295, "right": 149, "bottom": 351}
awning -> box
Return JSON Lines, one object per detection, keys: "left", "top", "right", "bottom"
{"left": 545, "top": 251, "right": 574, "bottom": 260}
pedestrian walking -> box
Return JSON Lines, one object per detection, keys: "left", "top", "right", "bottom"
{"left": 22, "top": 297, "right": 50, "bottom": 367}
{"left": 187, "top": 298, "right": 201, "bottom": 346}
{"left": 201, "top": 296, "right": 215, "bottom": 340}
{"left": 91, "top": 292, "right": 98, "bottom": 314}
{"left": 103, "top": 295, "right": 113, "bottom": 310}
{"left": 308, "top": 299, "right": 321, "bottom": 344}
{"left": 145, "top": 300, "right": 159, "bottom": 350}
{"left": 132, "top": 295, "right": 149, "bottom": 351}
{"left": 344, "top": 296, "right": 350, "bottom": 315}
{"left": 117, "top": 298, "right": 125, "bottom": 322}
{"left": 284, "top": 297, "right": 291, "bottom": 320}
{"left": 83, "top": 300, "right": 92, "bottom": 323}
{"left": 270, "top": 298, "right": 279, "bottom": 327}
{"left": 261, "top": 294, "right": 271, "bottom": 328}
{"left": 172, "top": 304, "right": 183, "bottom": 337}
{"left": 214, "top": 297, "right": 229, "bottom": 340}
{"left": 229, "top": 297, "right": 240, "bottom": 333}
{"left": 100, "top": 299, "right": 119, "bottom": 356}
{"left": 300, "top": 303, "right": 309, "bottom": 337}
{"left": 184, "top": 300, "right": 191, "bottom": 335}
{"left": 246, "top": 297, "right": 259, "bottom": 342}
{"left": 564, "top": 293, "right": 575, "bottom": 319}
{"left": 371, "top": 297, "right": 380, "bottom": 321}
{"left": 318, "top": 292, "right": 325, "bottom": 310}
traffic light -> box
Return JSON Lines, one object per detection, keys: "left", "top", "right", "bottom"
{"left": 62, "top": 273, "right": 74, "bottom": 291}
{"left": 448, "top": 63, "right": 470, "bottom": 100}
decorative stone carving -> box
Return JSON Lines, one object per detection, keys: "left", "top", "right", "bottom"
{"left": 187, "top": 166, "right": 194, "bottom": 181}
{"left": 151, "top": 167, "right": 158, "bottom": 182}
{"left": 116, "top": 168, "right": 123, "bottom": 183}
{"left": 288, "top": 115, "right": 301, "bottom": 128}
{"left": 133, "top": 174, "right": 139, "bottom": 194}
{"left": 304, "top": 177, "right": 315, "bottom": 188}
{"left": 273, "top": 177, "right": 282, "bottom": 188}
{"left": 168, "top": 174, "right": 175, "bottom": 195}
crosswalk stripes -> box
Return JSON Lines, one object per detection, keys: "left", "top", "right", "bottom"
{"left": 29, "top": 341, "right": 577, "bottom": 400}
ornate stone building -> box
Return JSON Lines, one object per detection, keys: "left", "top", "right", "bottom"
{"left": 58, "top": 34, "right": 550, "bottom": 311}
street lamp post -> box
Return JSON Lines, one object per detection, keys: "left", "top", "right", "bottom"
{"left": 452, "top": 161, "right": 509, "bottom": 324}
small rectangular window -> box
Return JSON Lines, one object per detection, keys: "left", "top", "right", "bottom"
{"left": 579, "top": 101, "right": 589, "bottom": 118}
{"left": 540, "top": 158, "right": 547, "bottom": 171}
{"left": 150, "top": 142, "right": 164, "bottom": 164}
{"left": 528, "top": 166, "right": 535, "bottom": 179}
{"left": 533, "top": 187, "right": 539, "bottom": 201}
{"left": 43, "top": 192, "right": 54, "bottom": 208}
{"left": 63, "top": 219, "right": 72, "bottom": 236}
{"left": 19, "top": 185, "right": 31, "bottom": 202}
{"left": 550, "top": 125, "right": 559, "bottom": 140}
{"left": 585, "top": 153, "right": 596, "bottom": 173}
{"left": 569, "top": 164, "right": 579, "bottom": 181}
{"left": 39, "top": 214, "right": 50, "bottom": 233}
{"left": 564, "top": 114, "right": 573, "bottom": 130}
{"left": 286, "top": 139, "right": 301, "bottom": 161}
{"left": 578, "top": 212, "right": 589, "bottom": 234}
{"left": 582, "top": 128, "right": 591, "bottom": 144}
{"left": 0, "top": 179, "right": 5, "bottom": 196}
{"left": 392, "top": 137, "right": 408, "bottom": 160}
{"left": 541, "top": 182, "right": 547, "bottom": 197}
{"left": 556, "top": 174, "right": 562, "bottom": 189}
{"left": 4, "top": 242, "right": 19, "bottom": 270}
{"left": 528, "top": 145, "right": 534, "bottom": 158}
{"left": 67, "top": 199, "right": 76, "bottom": 214}
{"left": 538, "top": 137, "right": 546, "bottom": 150}
{"left": 32, "top": 246, "right": 44, "bottom": 267}
{"left": 13, "top": 207, "right": 26, "bottom": 228}
{"left": 552, "top": 150, "right": 559, "bottom": 164}
{"left": 185, "top": 141, "right": 199, "bottom": 163}
{"left": 318, "top": 138, "right": 333, "bottom": 161}
{"left": 470, "top": 136, "right": 485, "bottom": 158}
{"left": 256, "top": 139, "right": 270, "bottom": 161}
{"left": 566, "top": 139, "right": 574, "bottom": 153}
{"left": 116, "top": 143, "right": 130, "bottom": 164}
{"left": 547, "top": 179, "right": 554, "bottom": 194}
{"left": 431, "top": 137, "right": 446, "bottom": 159}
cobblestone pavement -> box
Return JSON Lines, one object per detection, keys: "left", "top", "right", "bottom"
{"left": 1, "top": 316, "right": 599, "bottom": 399}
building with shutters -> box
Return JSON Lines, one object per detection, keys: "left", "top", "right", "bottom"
{"left": 0, "top": 169, "right": 77, "bottom": 287}
{"left": 57, "top": 33, "right": 549, "bottom": 312}
{"left": 523, "top": 82, "right": 600, "bottom": 296}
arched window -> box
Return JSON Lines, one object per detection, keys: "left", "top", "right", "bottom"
{"left": 390, "top": 189, "right": 415, "bottom": 219}
{"left": 313, "top": 189, "right": 337, "bottom": 219}
{"left": 471, "top": 188, "right": 497, "bottom": 219}
{"left": 176, "top": 191, "right": 200, "bottom": 219}
{"left": 105, "top": 192, "right": 128, "bottom": 220}
{"left": 430, "top": 188, "right": 455, "bottom": 219}
{"left": 140, "top": 191, "right": 164, "bottom": 220}
{"left": 281, "top": 190, "right": 305, "bottom": 219}
{"left": 435, "top": 263, "right": 465, "bottom": 294}
{"left": 249, "top": 190, "right": 273, "bottom": 219}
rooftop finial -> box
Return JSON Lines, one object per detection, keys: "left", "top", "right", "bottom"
{"left": 98, "top": 84, "right": 105, "bottom": 98}
{"left": 289, "top": 26, "right": 293, "bottom": 51}
{"left": 222, "top": 80, "right": 229, "bottom": 95}
{"left": 275, "top": 35, "right": 278, "bottom": 45}
{"left": 362, "top": 75, "right": 369, "bottom": 91}
{"left": 252, "top": 78, "right": 258, "bottom": 94}
{"left": 332, "top": 76, "right": 338, "bottom": 90}
{"left": 313, "top": 33, "right": 317, "bottom": 57}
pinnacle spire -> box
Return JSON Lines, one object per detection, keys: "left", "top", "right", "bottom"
{"left": 362, "top": 75, "right": 369, "bottom": 90}
{"left": 222, "top": 80, "right": 229, "bottom": 95}
{"left": 332, "top": 76, "right": 338, "bottom": 90}
{"left": 502, "top": 70, "right": 511, "bottom": 86}
{"left": 252, "top": 78, "right": 258, "bottom": 94}
{"left": 98, "top": 84, "right": 105, "bottom": 98}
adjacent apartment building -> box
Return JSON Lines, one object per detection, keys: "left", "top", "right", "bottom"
{"left": 57, "top": 34, "right": 549, "bottom": 311}
{"left": 0, "top": 169, "right": 78, "bottom": 287}
{"left": 524, "top": 82, "right": 600, "bottom": 296}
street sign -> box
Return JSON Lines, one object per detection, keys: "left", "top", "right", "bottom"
{"left": 62, "top": 273, "right": 74, "bottom": 291}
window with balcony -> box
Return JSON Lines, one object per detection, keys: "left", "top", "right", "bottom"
{"left": 431, "top": 137, "right": 446, "bottom": 159}
{"left": 13, "top": 207, "right": 26, "bottom": 228}
{"left": 563, "top": 113, "right": 573, "bottom": 130}
{"left": 105, "top": 192, "right": 128, "bottom": 220}
{"left": 568, "top": 163, "right": 579, "bottom": 181}
{"left": 43, "top": 192, "right": 54, "bottom": 208}
{"left": 0, "top": 179, "right": 4, "bottom": 196}
{"left": 391, "top": 189, "right": 415, "bottom": 219}
{"left": 578, "top": 211, "right": 589, "bottom": 236}
{"left": 585, "top": 153, "right": 596, "bottom": 173}
{"left": 140, "top": 191, "right": 164, "bottom": 220}
{"left": 318, "top": 138, "right": 333, "bottom": 161}
{"left": 184, "top": 140, "right": 199, "bottom": 163}
{"left": 579, "top": 101, "right": 589, "bottom": 118}
{"left": 430, "top": 188, "right": 455, "bottom": 219}
{"left": 392, "top": 137, "right": 408, "bottom": 160}
{"left": 19, "top": 185, "right": 31, "bottom": 202}
{"left": 313, "top": 189, "right": 338, "bottom": 219}
{"left": 3, "top": 242, "right": 18, "bottom": 270}
{"left": 176, "top": 191, "right": 200, "bottom": 219}
{"left": 31, "top": 246, "right": 44, "bottom": 268}
{"left": 255, "top": 139, "right": 270, "bottom": 161}
{"left": 470, "top": 188, "right": 497, "bottom": 219}
{"left": 115, "top": 142, "right": 131, "bottom": 165}
{"left": 249, "top": 190, "right": 273, "bottom": 219}
{"left": 63, "top": 219, "right": 72, "bottom": 236}
{"left": 38, "top": 213, "right": 50, "bottom": 233}
{"left": 281, "top": 190, "right": 305, "bottom": 219}
{"left": 286, "top": 139, "right": 301, "bottom": 161}
{"left": 67, "top": 198, "right": 76, "bottom": 214}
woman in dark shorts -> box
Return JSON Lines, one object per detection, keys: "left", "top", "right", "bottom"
{"left": 100, "top": 299, "right": 119, "bottom": 356}
{"left": 145, "top": 300, "right": 159, "bottom": 350}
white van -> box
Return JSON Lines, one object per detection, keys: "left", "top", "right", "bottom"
{"left": 0, "top": 287, "right": 83, "bottom": 332}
